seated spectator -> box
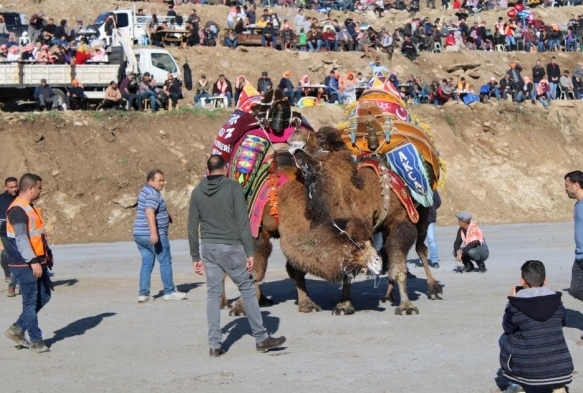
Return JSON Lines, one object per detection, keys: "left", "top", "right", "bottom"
{"left": 413, "top": 76, "right": 429, "bottom": 104}
{"left": 307, "top": 27, "right": 323, "bottom": 52}
{"left": 499, "top": 260, "right": 573, "bottom": 393}
{"left": 359, "top": 28, "right": 378, "bottom": 59}
{"left": 234, "top": 75, "right": 249, "bottom": 105}
{"left": 74, "top": 38, "right": 92, "bottom": 65}
{"left": 21, "top": 44, "right": 34, "bottom": 61}
{"left": 456, "top": 77, "right": 471, "bottom": 101}
{"left": 444, "top": 32, "right": 456, "bottom": 47}
{"left": 278, "top": 71, "right": 299, "bottom": 105}
{"left": 139, "top": 72, "right": 159, "bottom": 112}
{"left": 185, "top": 22, "right": 200, "bottom": 47}
{"left": 195, "top": 73, "right": 211, "bottom": 104}
{"left": 6, "top": 46, "right": 19, "bottom": 62}
{"left": 326, "top": 71, "right": 343, "bottom": 104}
{"left": 213, "top": 74, "right": 233, "bottom": 107}
{"left": 560, "top": 70, "right": 575, "bottom": 99}
{"left": 52, "top": 46, "right": 67, "bottom": 64}
{"left": 547, "top": 26, "right": 562, "bottom": 51}
{"left": 379, "top": 28, "right": 394, "bottom": 60}
{"left": 163, "top": 73, "right": 182, "bottom": 110}
{"left": 323, "top": 27, "right": 338, "bottom": 52}
{"left": 34, "top": 78, "right": 59, "bottom": 110}
{"left": 515, "top": 76, "right": 534, "bottom": 103}
{"left": 120, "top": 73, "right": 141, "bottom": 111}
{"left": 202, "top": 26, "right": 217, "bottom": 47}
{"left": 261, "top": 21, "right": 277, "bottom": 49}
{"left": 401, "top": 35, "right": 417, "bottom": 62}
{"left": 66, "top": 79, "right": 86, "bottom": 110}
{"left": 280, "top": 23, "right": 296, "bottom": 51}
{"left": 225, "top": 29, "right": 238, "bottom": 49}
{"left": 356, "top": 72, "right": 367, "bottom": 87}
{"left": 565, "top": 28, "right": 578, "bottom": 52}
{"left": 499, "top": 74, "right": 516, "bottom": 101}
{"left": 100, "top": 81, "right": 125, "bottom": 110}
{"left": 257, "top": 71, "right": 273, "bottom": 95}
{"left": 573, "top": 65, "right": 583, "bottom": 99}
{"left": 226, "top": 6, "right": 237, "bottom": 29}
{"left": 536, "top": 79, "right": 551, "bottom": 109}
{"left": 314, "top": 87, "right": 328, "bottom": 105}
{"left": 298, "top": 74, "right": 313, "bottom": 98}
{"left": 35, "top": 44, "right": 51, "bottom": 62}
{"left": 439, "top": 78, "right": 455, "bottom": 104}
{"left": 388, "top": 73, "right": 400, "bottom": 91}
{"left": 480, "top": 76, "right": 500, "bottom": 102}
{"left": 338, "top": 27, "right": 354, "bottom": 52}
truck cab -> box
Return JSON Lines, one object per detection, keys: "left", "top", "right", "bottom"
{"left": 133, "top": 48, "right": 180, "bottom": 82}
{"left": 0, "top": 11, "right": 28, "bottom": 40}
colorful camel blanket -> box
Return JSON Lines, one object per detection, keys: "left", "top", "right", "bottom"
{"left": 249, "top": 169, "right": 290, "bottom": 237}
{"left": 359, "top": 159, "right": 419, "bottom": 223}
{"left": 385, "top": 142, "right": 434, "bottom": 208}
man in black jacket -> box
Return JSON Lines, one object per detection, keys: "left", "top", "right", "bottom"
{"left": 256, "top": 71, "right": 272, "bottom": 95}
{"left": 546, "top": 56, "right": 561, "bottom": 100}
{"left": 188, "top": 155, "right": 286, "bottom": 357}
{"left": 0, "top": 177, "right": 18, "bottom": 296}
{"left": 532, "top": 59, "right": 546, "bottom": 93}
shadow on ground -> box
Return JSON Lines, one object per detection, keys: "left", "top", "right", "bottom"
{"left": 153, "top": 282, "right": 204, "bottom": 299}
{"left": 221, "top": 311, "right": 283, "bottom": 352}
{"left": 565, "top": 308, "right": 583, "bottom": 333}
{"left": 52, "top": 279, "right": 79, "bottom": 287}
{"left": 45, "top": 312, "right": 116, "bottom": 347}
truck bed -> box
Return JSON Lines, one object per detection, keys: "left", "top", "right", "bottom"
{"left": 0, "top": 63, "right": 119, "bottom": 88}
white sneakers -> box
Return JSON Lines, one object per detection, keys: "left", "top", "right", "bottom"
{"left": 138, "top": 295, "right": 151, "bottom": 303}
{"left": 163, "top": 291, "right": 187, "bottom": 301}
{"left": 138, "top": 291, "right": 187, "bottom": 302}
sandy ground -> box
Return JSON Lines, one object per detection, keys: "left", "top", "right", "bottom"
{"left": 0, "top": 222, "right": 582, "bottom": 393}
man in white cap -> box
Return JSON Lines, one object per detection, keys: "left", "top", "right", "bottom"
{"left": 453, "top": 211, "right": 489, "bottom": 273}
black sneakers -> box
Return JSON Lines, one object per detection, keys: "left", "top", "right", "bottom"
{"left": 5, "top": 324, "right": 29, "bottom": 348}
{"left": 256, "top": 336, "right": 286, "bottom": 353}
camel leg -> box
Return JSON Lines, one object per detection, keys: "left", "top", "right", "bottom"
{"left": 382, "top": 221, "right": 419, "bottom": 315}
{"left": 229, "top": 228, "right": 273, "bottom": 317}
{"left": 332, "top": 275, "right": 356, "bottom": 316}
{"left": 286, "top": 261, "right": 322, "bottom": 313}
{"left": 415, "top": 218, "right": 443, "bottom": 301}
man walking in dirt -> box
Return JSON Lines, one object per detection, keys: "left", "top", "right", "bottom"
{"left": 133, "top": 169, "right": 185, "bottom": 303}
{"left": 4, "top": 173, "right": 52, "bottom": 353}
{"left": 564, "top": 171, "right": 583, "bottom": 309}
{"left": 0, "top": 177, "right": 18, "bottom": 296}
{"left": 188, "top": 155, "right": 286, "bottom": 357}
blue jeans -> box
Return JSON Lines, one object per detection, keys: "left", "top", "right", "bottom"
{"left": 139, "top": 90, "right": 157, "bottom": 111}
{"left": 134, "top": 234, "right": 175, "bottom": 296}
{"left": 308, "top": 40, "right": 322, "bottom": 52}
{"left": 549, "top": 82, "right": 558, "bottom": 100}
{"left": 566, "top": 41, "right": 577, "bottom": 52}
{"left": 10, "top": 265, "right": 52, "bottom": 342}
{"left": 194, "top": 91, "right": 210, "bottom": 103}
{"left": 505, "top": 36, "right": 516, "bottom": 48}
{"left": 426, "top": 222, "right": 439, "bottom": 263}
{"left": 537, "top": 41, "right": 545, "bottom": 53}
{"left": 213, "top": 92, "right": 232, "bottom": 107}
{"left": 261, "top": 35, "right": 277, "bottom": 48}
{"left": 225, "top": 37, "right": 238, "bottom": 48}
{"left": 202, "top": 243, "right": 268, "bottom": 349}
{"left": 325, "top": 40, "right": 338, "bottom": 51}
{"left": 547, "top": 39, "right": 561, "bottom": 51}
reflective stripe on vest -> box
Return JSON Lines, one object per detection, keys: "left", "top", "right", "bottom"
{"left": 5, "top": 197, "right": 46, "bottom": 258}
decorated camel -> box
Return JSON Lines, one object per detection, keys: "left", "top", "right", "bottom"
{"left": 212, "top": 88, "right": 381, "bottom": 315}
{"left": 288, "top": 100, "right": 444, "bottom": 315}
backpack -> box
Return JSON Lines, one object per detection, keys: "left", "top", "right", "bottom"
{"left": 183, "top": 62, "right": 193, "bottom": 90}
{"left": 479, "top": 84, "right": 490, "bottom": 95}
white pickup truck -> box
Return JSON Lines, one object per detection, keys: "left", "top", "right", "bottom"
{"left": 82, "top": 7, "right": 185, "bottom": 45}
{"left": 0, "top": 45, "right": 181, "bottom": 107}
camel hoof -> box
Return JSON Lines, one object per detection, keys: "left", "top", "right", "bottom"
{"left": 298, "top": 299, "right": 322, "bottom": 313}
{"left": 258, "top": 294, "right": 275, "bottom": 307}
{"left": 395, "top": 305, "right": 419, "bottom": 316}
{"left": 228, "top": 300, "right": 247, "bottom": 317}
{"left": 332, "top": 301, "right": 355, "bottom": 316}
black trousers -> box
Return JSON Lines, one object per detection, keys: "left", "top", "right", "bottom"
{"left": 570, "top": 259, "right": 583, "bottom": 301}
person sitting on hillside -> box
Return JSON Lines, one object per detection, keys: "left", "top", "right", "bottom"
{"left": 323, "top": 27, "right": 338, "bottom": 52}
{"left": 163, "top": 73, "right": 182, "bottom": 110}
{"left": 280, "top": 23, "right": 296, "bottom": 51}
{"left": 536, "top": 79, "right": 551, "bottom": 109}
{"left": 234, "top": 75, "right": 249, "bottom": 106}
{"left": 455, "top": 76, "right": 471, "bottom": 101}
{"left": 479, "top": 76, "right": 500, "bottom": 102}
{"left": 401, "top": 35, "right": 417, "bottom": 62}
{"left": 66, "top": 79, "right": 87, "bottom": 111}
{"left": 307, "top": 26, "right": 323, "bottom": 52}
{"left": 560, "top": 70, "right": 575, "bottom": 99}
{"left": 278, "top": 71, "right": 300, "bottom": 105}
{"left": 515, "top": 76, "right": 534, "bottom": 103}
{"left": 194, "top": 74, "right": 211, "bottom": 104}
{"left": 100, "top": 81, "right": 125, "bottom": 111}
{"left": 202, "top": 26, "right": 217, "bottom": 47}
{"left": 261, "top": 21, "right": 277, "bottom": 49}
{"left": 212, "top": 74, "right": 233, "bottom": 107}
{"left": 34, "top": 78, "right": 59, "bottom": 111}
{"left": 499, "top": 74, "right": 516, "bottom": 101}
{"left": 224, "top": 29, "right": 238, "bottom": 49}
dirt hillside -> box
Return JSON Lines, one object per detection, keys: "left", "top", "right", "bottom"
{"left": 0, "top": 98, "right": 580, "bottom": 244}
{"left": 1, "top": 2, "right": 583, "bottom": 243}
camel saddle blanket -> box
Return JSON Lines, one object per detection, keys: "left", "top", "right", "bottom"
{"left": 358, "top": 159, "right": 419, "bottom": 224}
{"left": 249, "top": 169, "right": 290, "bottom": 237}
{"left": 231, "top": 133, "right": 270, "bottom": 195}
{"left": 385, "top": 142, "right": 434, "bottom": 208}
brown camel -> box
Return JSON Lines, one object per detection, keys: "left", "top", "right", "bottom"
{"left": 288, "top": 126, "right": 443, "bottom": 315}
{"left": 225, "top": 150, "right": 381, "bottom": 316}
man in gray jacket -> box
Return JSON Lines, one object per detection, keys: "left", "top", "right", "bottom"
{"left": 188, "top": 155, "right": 286, "bottom": 357}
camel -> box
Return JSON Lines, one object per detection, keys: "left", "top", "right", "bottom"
{"left": 288, "top": 126, "right": 443, "bottom": 315}
{"left": 216, "top": 91, "right": 381, "bottom": 316}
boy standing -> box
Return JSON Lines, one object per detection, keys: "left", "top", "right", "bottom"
{"left": 499, "top": 260, "right": 573, "bottom": 393}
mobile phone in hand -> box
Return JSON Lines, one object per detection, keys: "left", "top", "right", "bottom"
{"left": 515, "top": 286, "right": 524, "bottom": 293}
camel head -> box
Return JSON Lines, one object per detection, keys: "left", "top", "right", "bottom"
{"left": 336, "top": 219, "right": 382, "bottom": 277}
{"left": 288, "top": 126, "right": 347, "bottom": 161}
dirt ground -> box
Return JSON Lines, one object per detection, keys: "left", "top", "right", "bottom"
{"left": 0, "top": 223, "right": 582, "bottom": 393}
